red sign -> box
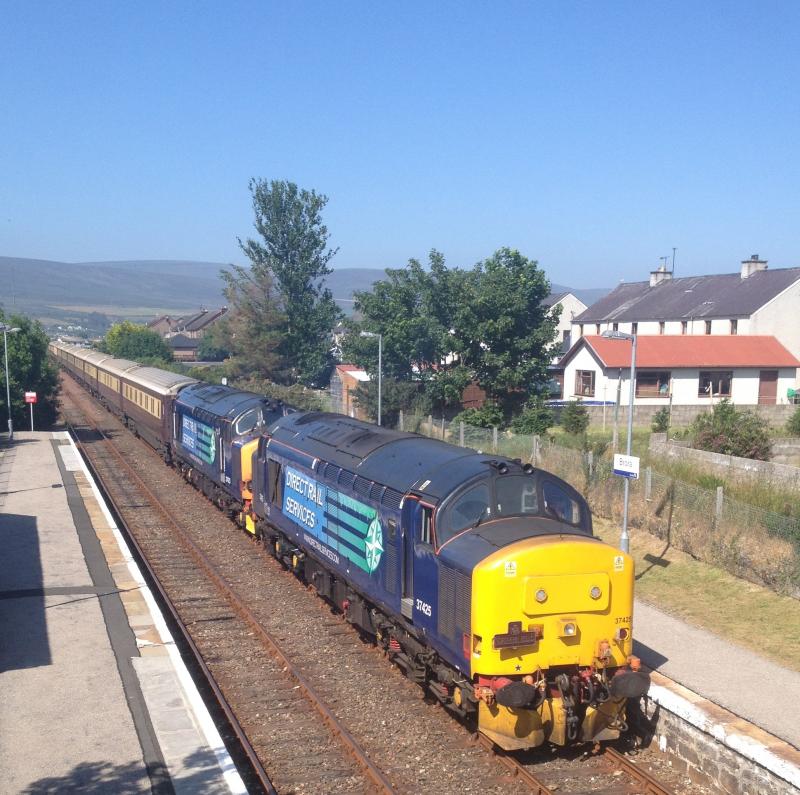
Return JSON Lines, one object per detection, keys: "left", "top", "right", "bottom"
{"left": 24, "top": 391, "right": 37, "bottom": 404}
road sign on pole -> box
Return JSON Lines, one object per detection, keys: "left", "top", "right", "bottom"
{"left": 613, "top": 453, "right": 640, "bottom": 480}
{"left": 24, "top": 391, "right": 36, "bottom": 432}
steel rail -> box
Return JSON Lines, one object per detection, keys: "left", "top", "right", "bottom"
{"left": 604, "top": 746, "right": 674, "bottom": 795}
{"left": 473, "top": 733, "right": 555, "bottom": 795}
{"left": 62, "top": 377, "right": 396, "bottom": 795}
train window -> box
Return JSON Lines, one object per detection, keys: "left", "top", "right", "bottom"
{"left": 495, "top": 475, "right": 538, "bottom": 516}
{"left": 268, "top": 459, "right": 283, "bottom": 506}
{"left": 235, "top": 408, "right": 260, "bottom": 436}
{"left": 420, "top": 506, "right": 433, "bottom": 545}
{"left": 437, "top": 483, "right": 491, "bottom": 545}
{"left": 542, "top": 481, "right": 582, "bottom": 526}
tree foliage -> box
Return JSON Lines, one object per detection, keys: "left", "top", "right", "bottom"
{"left": 353, "top": 378, "right": 427, "bottom": 428}
{"left": 0, "top": 312, "right": 59, "bottom": 429}
{"left": 510, "top": 401, "right": 554, "bottom": 435}
{"left": 99, "top": 321, "right": 173, "bottom": 362}
{"left": 452, "top": 248, "right": 558, "bottom": 415}
{"left": 343, "top": 248, "right": 559, "bottom": 420}
{"left": 651, "top": 407, "right": 670, "bottom": 433}
{"left": 691, "top": 400, "right": 771, "bottom": 460}
{"left": 235, "top": 179, "right": 342, "bottom": 386}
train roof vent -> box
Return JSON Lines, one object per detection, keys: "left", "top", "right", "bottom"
{"left": 354, "top": 476, "right": 371, "bottom": 498}
{"left": 369, "top": 482, "right": 386, "bottom": 501}
{"left": 338, "top": 470, "right": 356, "bottom": 489}
{"left": 382, "top": 488, "right": 404, "bottom": 509}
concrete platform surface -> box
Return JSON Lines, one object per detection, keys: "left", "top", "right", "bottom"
{"left": 0, "top": 432, "right": 246, "bottom": 794}
{"left": 634, "top": 599, "right": 800, "bottom": 750}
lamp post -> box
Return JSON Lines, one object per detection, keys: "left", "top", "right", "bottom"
{"left": 601, "top": 329, "right": 637, "bottom": 553}
{"left": 360, "top": 331, "right": 382, "bottom": 426}
{"left": 1, "top": 324, "right": 21, "bottom": 441}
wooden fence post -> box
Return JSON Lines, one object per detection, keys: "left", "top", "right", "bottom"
{"left": 715, "top": 486, "right": 724, "bottom": 528}
{"left": 492, "top": 427, "right": 498, "bottom": 453}
{"left": 399, "top": 410, "right": 404, "bottom": 432}
{"left": 459, "top": 422, "right": 465, "bottom": 447}
{"left": 645, "top": 467, "right": 652, "bottom": 501}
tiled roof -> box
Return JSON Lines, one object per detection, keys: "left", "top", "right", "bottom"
{"left": 166, "top": 334, "right": 198, "bottom": 349}
{"left": 575, "top": 268, "right": 800, "bottom": 322}
{"left": 182, "top": 307, "right": 227, "bottom": 332}
{"left": 541, "top": 291, "right": 568, "bottom": 308}
{"left": 563, "top": 335, "right": 800, "bottom": 369}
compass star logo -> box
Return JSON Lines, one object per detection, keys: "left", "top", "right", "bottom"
{"left": 364, "top": 515, "right": 384, "bottom": 573}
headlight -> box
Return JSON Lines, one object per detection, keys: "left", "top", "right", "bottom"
{"left": 590, "top": 586, "right": 602, "bottom": 600}
{"left": 535, "top": 588, "right": 547, "bottom": 603}
{"left": 558, "top": 619, "right": 578, "bottom": 638}
{"left": 563, "top": 622, "right": 576, "bottom": 636}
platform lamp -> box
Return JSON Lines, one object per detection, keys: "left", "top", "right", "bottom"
{"left": 359, "top": 331, "right": 382, "bottom": 426}
{"left": 601, "top": 329, "right": 637, "bottom": 554}
{"left": 1, "top": 323, "right": 21, "bottom": 441}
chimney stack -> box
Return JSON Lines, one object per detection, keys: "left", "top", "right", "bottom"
{"left": 740, "top": 254, "right": 768, "bottom": 279}
{"left": 649, "top": 263, "right": 673, "bottom": 287}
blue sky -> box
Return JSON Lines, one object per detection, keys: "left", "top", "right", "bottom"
{"left": 2, "top": 2, "right": 798, "bottom": 287}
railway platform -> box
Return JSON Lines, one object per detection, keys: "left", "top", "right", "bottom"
{"left": 0, "top": 431, "right": 246, "bottom": 794}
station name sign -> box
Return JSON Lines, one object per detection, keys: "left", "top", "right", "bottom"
{"left": 613, "top": 453, "right": 640, "bottom": 480}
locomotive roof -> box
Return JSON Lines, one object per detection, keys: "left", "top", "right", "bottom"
{"left": 267, "top": 412, "right": 495, "bottom": 502}
{"left": 177, "top": 381, "right": 272, "bottom": 419}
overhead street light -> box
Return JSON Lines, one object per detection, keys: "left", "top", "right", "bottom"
{"left": 360, "top": 331, "right": 382, "bottom": 426}
{"left": 1, "top": 324, "right": 21, "bottom": 441}
{"left": 601, "top": 329, "right": 637, "bottom": 554}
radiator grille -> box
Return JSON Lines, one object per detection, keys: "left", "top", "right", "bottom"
{"left": 384, "top": 542, "right": 398, "bottom": 594}
{"left": 438, "top": 566, "right": 471, "bottom": 641}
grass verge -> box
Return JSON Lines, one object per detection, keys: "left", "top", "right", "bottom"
{"left": 593, "top": 516, "right": 800, "bottom": 672}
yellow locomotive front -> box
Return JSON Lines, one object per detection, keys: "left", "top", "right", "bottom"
{"left": 468, "top": 536, "right": 648, "bottom": 750}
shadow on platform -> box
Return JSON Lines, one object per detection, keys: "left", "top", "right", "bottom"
{"left": 633, "top": 639, "right": 669, "bottom": 670}
{"left": 0, "top": 513, "right": 51, "bottom": 672}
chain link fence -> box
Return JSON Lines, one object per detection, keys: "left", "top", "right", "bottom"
{"left": 391, "top": 412, "right": 800, "bottom": 596}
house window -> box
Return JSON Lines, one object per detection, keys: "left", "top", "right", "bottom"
{"left": 698, "top": 371, "right": 732, "bottom": 398}
{"left": 578, "top": 324, "right": 584, "bottom": 337}
{"left": 636, "top": 371, "right": 671, "bottom": 398}
{"left": 595, "top": 323, "right": 601, "bottom": 334}
{"left": 612, "top": 322, "right": 619, "bottom": 331}
{"left": 631, "top": 322, "right": 638, "bottom": 335}
{"left": 562, "top": 330, "right": 571, "bottom": 346}
{"left": 575, "top": 370, "right": 595, "bottom": 397}
{"left": 659, "top": 321, "right": 665, "bottom": 335}
{"left": 730, "top": 319, "right": 738, "bottom": 335}
{"left": 681, "top": 321, "right": 688, "bottom": 335}
{"left": 705, "top": 320, "right": 712, "bottom": 335}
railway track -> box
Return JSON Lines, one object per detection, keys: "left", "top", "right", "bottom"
{"left": 59, "top": 372, "right": 692, "bottom": 795}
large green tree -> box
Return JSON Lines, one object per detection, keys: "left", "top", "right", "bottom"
{"left": 237, "top": 179, "right": 342, "bottom": 386}
{"left": 0, "top": 312, "right": 59, "bottom": 430}
{"left": 344, "top": 248, "right": 559, "bottom": 419}
{"left": 100, "top": 321, "right": 173, "bottom": 362}
{"left": 452, "top": 248, "right": 559, "bottom": 416}
{"left": 342, "top": 250, "right": 470, "bottom": 408}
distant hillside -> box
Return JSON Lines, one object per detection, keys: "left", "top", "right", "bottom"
{"left": 0, "top": 256, "right": 608, "bottom": 327}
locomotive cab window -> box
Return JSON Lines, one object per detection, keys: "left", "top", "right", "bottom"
{"left": 234, "top": 408, "right": 261, "bottom": 436}
{"left": 437, "top": 483, "right": 491, "bottom": 545}
{"left": 419, "top": 506, "right": 433, "bottom": 546}
{"left": 495, "top": 475, "right": 538, "bottom": 516}
{"left": 542, "top": 481, "right": 582, "bottom": 526}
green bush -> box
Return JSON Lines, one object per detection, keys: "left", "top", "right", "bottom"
{"left": 510, "top": 403, "right": 554, "bottom": 435}
{"left": 453, "top": 403, "right": 505, "bottom": 429}
{"left": 560, "top": 400, "right": 590, "bottom": 435}
{"left": 691, "top": 400, "right": 771, "bottom": 461}
{"left": 787, "top": 406, "right": 800, "bottom": 437}
{"left": 651, "top": 407, "right": 670, "bottom": 433}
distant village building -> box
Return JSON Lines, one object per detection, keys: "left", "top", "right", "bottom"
{"left": 147, "top": 308, "right": 228, "bottom": 341}
{"left": 166, "top": 333, "right": 200, "bottom": 362}
{"left": 329, "top": 365, "right": 370, "bottom": 420}
{"left": 558, "top": 255, "right": 800, "bottom": 406}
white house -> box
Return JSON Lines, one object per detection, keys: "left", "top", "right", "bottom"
{"left": 571, "top": 256, "right": 800, "bottom": 363}
{"left": 543, "top": 291, "right": 588, "bottom": 357}
{"left": 559, "top": 335, "right": 799, "bottom": 406}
